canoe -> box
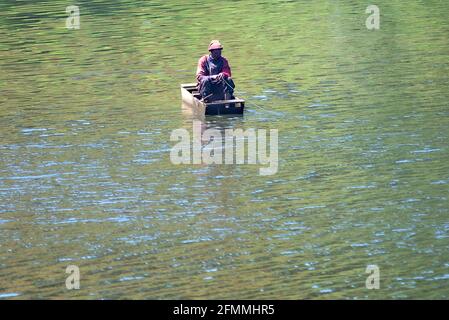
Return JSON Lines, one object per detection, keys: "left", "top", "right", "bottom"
{"left": 180, "top": 83, "right": 245, "bottom": 116}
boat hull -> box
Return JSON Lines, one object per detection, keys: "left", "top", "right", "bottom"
{"left": 181, "top": 83, "right": 245, "bottom": 116}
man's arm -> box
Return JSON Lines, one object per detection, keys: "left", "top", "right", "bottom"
{"left": 221, "top": 57, "right": 232, "bottom": 78}
{"left": 196, "top": 56, "right": 209, "bottom": 82}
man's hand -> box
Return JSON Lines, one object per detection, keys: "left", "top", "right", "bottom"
{"left": 217, "top": 73, "right": 228, "bottom": 81}
{"left": 209, "top": 73, "right": 226, "bottom": 83}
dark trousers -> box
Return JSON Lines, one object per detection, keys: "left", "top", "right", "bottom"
{"left": 198, "top": 77, "right": 235, "bottom": 101}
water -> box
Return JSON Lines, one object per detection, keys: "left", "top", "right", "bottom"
{"left": 1, "top": 0, "right": 448, "bottom": 299}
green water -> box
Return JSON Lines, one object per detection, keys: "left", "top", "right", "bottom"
{"left": 0, "top": 0, "right": 448, "bottom": 299}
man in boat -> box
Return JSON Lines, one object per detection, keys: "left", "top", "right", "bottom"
{"left": 196, "top": 40, "right": 235, "bottom": 102}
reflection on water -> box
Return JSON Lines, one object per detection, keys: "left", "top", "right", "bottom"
{"left": 1, "top": 0, "right": 449, "bottom": 299}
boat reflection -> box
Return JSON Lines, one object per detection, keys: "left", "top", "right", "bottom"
{"left": 182, "top": 101, "right": 244, "bottom": 141}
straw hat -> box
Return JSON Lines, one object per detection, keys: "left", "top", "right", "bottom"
{"left": 208, "top": 40, "right": 223, "bottom": 51}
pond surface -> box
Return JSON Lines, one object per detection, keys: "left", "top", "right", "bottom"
{"left": 0, "top": 0, "right": 448, "bottom": 299}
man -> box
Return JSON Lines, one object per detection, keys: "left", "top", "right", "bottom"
{"left": 196, "top": 40, "right": 235, "bottom": 102}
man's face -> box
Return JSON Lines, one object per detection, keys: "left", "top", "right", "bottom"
{"left": 210, "top": 49, "right": 222, "bottom": 60}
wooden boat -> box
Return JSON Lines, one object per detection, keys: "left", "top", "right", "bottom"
{"left": 180, "top": 83, "right": 245, "bottom": 116}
